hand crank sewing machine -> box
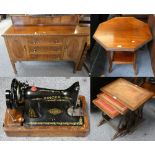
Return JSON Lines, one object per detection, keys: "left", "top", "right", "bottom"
{"left": 93, "top": 78, "right": 154, "bottom": 140}
{"left": 3, "top": 79, "right": 89, "bottom": 137}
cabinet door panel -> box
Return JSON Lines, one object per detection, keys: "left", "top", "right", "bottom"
{"left": 64, "top": 37, "right": 85, "bottom": 61}
{"left": 7, "top": 37, "right": 27, "bottom": 59}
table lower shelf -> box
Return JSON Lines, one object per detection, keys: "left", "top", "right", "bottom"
{"left": 112, "top": 51, "right": 134, "bottom": 64}
{"left": 107, "top": 51, "right": 137, "bottom": 75}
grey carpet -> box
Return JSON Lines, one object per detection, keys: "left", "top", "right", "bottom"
{"left": 0, "top": 18, "right": 88, "bottom": 77}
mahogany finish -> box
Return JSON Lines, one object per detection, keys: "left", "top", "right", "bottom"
{"left": 100, "top": 78, "right": 153, "bottom": 111}
{"left": 3, "top": 96, "right": 89, "bottom": 137}
{"left": 148, "top": 15, "right": 155, "bottom": 76}
{"left": 11, "top": 15, "right": 79, "bottom": 26}
{"left": 92, "top": 78, "right": 154, "bottom": 139}
{"left": 93, "top": 78, "right": 154, "bottom": 118}
{"left": 142, "top": 82, "right": 155, "bottom": 98}
{"left": 3, "top": 15, "right": 90, "bottom": 73}
{"left": 93, "top": 17, "right": 152, "bottom": 75}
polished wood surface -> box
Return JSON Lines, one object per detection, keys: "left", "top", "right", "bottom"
{"left": 93, "top": 98, "right": 119, "bottom": 119}
{"left": 101, "top": 78, "right": 153, "bottom": 111}
{"left": 93, "top": 17, "right": 152, "bottom": 75}
{"left": 11, "top": 15, "right": 79, "bottom": 26}
{"left": 94, "top": 17, "right": 152, "bottom": 51}
{"left": 109, "top": 51, "right": 137, "bottom": 75}
{"left": 112, "top": 52, "right": 134, "bottom": 64}
{"left": 3, "top": 96, "right": 89, "bottom": 137}
{"left": 97, "top": 93, "right": 128, "bottom": 114}
{"left": 4, "top": 25, "right": 89, "bottom": 36}
{"left": 142, "top": 82, "right": 155, "bottom": 98}
{"left": 3, "top": 15, "right": 90, "bottom": 73}
{"left": 148, "top": 15, "right": 155, "bottom": 76}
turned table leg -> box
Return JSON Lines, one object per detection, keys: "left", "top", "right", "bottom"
{"left": 107, "top": 51, "right": 113, "bottom": 73}
{"left": 133, "top": 52, "right": 138, "bottom": 75}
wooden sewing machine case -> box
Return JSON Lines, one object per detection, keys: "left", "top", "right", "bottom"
{"left": 3, "top": 96, "right": 89, "bottom": 137}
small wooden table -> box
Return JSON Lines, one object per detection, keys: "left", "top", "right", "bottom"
{"left": 93, "top": 78, "right": 153, "bottom": 140}
{"left": 93, "top": 17, "right": 152, "bottom": 75}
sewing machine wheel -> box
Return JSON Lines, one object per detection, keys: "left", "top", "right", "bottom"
{"left": 6, "top": 79, "right": 27, "bottom": 109}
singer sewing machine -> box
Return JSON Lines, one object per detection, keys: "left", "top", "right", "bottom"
{"left": 3, "top": 79, "right": 89, "bottom": 137}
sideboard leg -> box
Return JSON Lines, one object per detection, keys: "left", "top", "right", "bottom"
{"left": 11, "top": 60, "right": 17, "bottom": 74}
{"left": 77, "top": 43, "right": 88, "bottom": 71}
{"left": 73, "top": 63, "right": 78, "bottom": 73}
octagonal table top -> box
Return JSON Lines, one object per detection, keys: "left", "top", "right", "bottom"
{"left": 93, "top": 17, "right": 152, "bottom": 52}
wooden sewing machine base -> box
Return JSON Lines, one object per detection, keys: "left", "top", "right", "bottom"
{"left": 98, "top": 106, "right": 144, "bottom": 140}
{"left": 3, "top": 96, "right": 89, "bottom": 137}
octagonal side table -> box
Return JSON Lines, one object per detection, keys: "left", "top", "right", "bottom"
{"left": 93, "top": 17, "right": 152, "bottom": 75}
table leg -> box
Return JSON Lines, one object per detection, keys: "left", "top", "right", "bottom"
{"left": 133, "top": 52, "right": 138, "bottom": 75}
{"left": 98, "top": 106, "right": 144, "bottom": 140}
{"left": 77, "top": 43, "right": 88, "bottom": 71}
{"left": 73, "top": 62, "right": 78, "bottom": 73}
{"left": 98, "top": 118, "right": 106, "bottom": 127}
{"left": 108, "top": 51, "right": 113, "bottom": 73}
{"left": 98, "top": 113, "right": 110, "bottom": 127}
{"left": 11, "top": 60, "right": 17, "bottom": 74}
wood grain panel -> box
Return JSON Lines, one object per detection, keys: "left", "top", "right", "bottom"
{"left": 94, "top": 17, "right": 152, "bottom": 51}
{"left": 93, "top": 98, "right": 120, "bottom": 119}
{"left": 11, "top": 15, "right": 79, "bottom": 26}
{"left": 101, "top": 78, "right": 154, "bottom": 111}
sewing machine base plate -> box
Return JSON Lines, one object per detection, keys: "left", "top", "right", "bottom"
{"left": 3, "top": 96, "right": 89, "bottom": 137}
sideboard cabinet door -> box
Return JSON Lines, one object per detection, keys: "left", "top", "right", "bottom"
{"left": 64, "top": 37, "right": 86, "bottom": 62}
{"left": 5, "top": 37, "right": 27, "bottom": 60}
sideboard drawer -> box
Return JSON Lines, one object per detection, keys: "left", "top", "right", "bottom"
{"left": 29, "top": 53, "right": 62, "bottom": 60}
{"left": 28, "top": 45, "right": 63, "bottom": 55}
{"left": 27, "top": 36, "right": 64, "bottom": 45}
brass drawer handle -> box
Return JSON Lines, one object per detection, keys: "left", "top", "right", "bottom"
{"left": 33, "top": 49, "right": 37, "bottom": 53}
{"left": 54, "top": 40, "right": 59, "bottom": 43}
{"left": 33, "top": 41, "right": 38, "bottom": 44}
{"left": 64, "top": 45, "right": 67, "bottom": 50}
{"left": 24, "top": 46, "right": 26, "bottom": 51}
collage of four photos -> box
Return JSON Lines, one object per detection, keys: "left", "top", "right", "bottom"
{"left": 0, "top": 14, "right": 155, "bottom": 141}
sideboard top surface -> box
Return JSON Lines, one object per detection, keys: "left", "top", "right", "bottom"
{"left": 3, "top": 25, "right": 89, "bottom": 36}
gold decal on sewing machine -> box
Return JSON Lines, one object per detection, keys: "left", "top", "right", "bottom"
{"left": 29, "top": 108, "right": 37, "bottom": 118}
{"left": 27, "top": 117, "right": 84, "bottom": 126}
{"left": 40, "top": 90, "right": 61, "bottom": 93}
{"left": 43, "top": 96, "right": 72, "bottom": 102}
{"left": 48, "top": 108, "right": 63, "bottom": 115}
{"left": 31, "top": 98, "right": 43, "bottom": 101}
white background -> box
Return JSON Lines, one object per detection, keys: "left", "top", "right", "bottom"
{"left": 0, "top": 0, "right": 155, "bottom": 154}
{"left": 0, "top": 0, "right": 155, "bottom": 14}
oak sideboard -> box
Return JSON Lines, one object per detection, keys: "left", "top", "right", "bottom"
{"left": 2, "top": 15, "right": 90, "bottom": 73}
